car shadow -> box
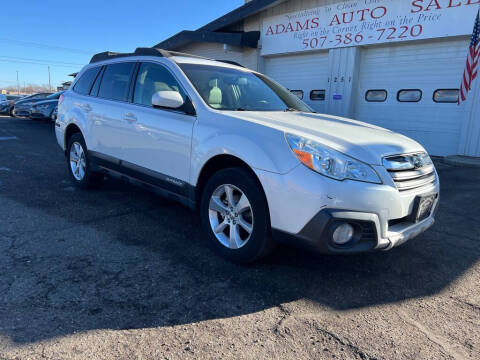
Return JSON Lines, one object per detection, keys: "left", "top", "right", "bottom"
{"left": 0, "top": 117, "right": 479, "bottom": 344}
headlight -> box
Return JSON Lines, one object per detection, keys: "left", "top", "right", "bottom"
{"left": 37, "top": 104, "right": 50, "bottom": 110}
{"left": 285, "top": 133, "right": 382, "bottom": 184}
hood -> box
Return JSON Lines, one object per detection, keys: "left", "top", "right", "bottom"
{"left": 223, "top": 111, "right": 425, "bottom": 165}
{"left": 32, "top": 99, "right": 58, "bottom": 107}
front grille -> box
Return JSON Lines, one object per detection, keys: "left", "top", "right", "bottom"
{"left": 384, "top": 153, "right": 437, "bottom": 192}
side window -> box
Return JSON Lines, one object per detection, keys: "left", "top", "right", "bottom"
{"left": 366, "top": 90, "right": 387, "bottom": 102}
{"left": 397, "top": 89, "right": 422, "bottom": 102}
{"left": 90, "top": 67, "right": 104, "bottom": 96}
{"left": 98, "top": 62, "right": 135, "bottom": 102}
{"left": 289, "top": 90, "right": 304, "bottom": 100}
{"left": 310, "top": 90, "right": 326, "bottom": 101}
{"left": 433, "top": 89, "right": 459, "bottom": 103}
{"left": 74, "top": 67, "right": 101, "bottom": 96}
{"left": 133, "top": 62, "right": 185, "bottom": 107}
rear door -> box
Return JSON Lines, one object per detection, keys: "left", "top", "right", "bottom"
{"left": 119, "top": 61, "right": 196, "bottom": 184}
{"left": 90, "top": 61, "right": 137, "bottom": 161}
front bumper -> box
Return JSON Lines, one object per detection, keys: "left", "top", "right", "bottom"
{"left": 13, "top": 107, "right": 31, "bottom": 117}
{"left": 30, "top": 109, "right": 52, "bottom": 119}
{"left": 255, "top": 163, "right": 440, "bottom": 254}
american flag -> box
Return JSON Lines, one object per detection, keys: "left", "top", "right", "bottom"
{"left": 459, "top": 8, "right": 480, "bottom": 104}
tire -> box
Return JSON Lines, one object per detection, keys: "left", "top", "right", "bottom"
{"left": 66, "top": 133, "right": 102, "bottom": 188}
{"left": 200, "top": 167, "right": 274, "bottom": 263}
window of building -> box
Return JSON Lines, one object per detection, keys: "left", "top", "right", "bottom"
{"left": 397, "top": 89, "right": 422, "bottom": 102}
{"left": 133, "top": 62, "right": 185, "bottom": 107}
{"left": 290, "top": 90, "right": 304, "bottom": 100}
{"left": 365, "top": 90, "right": 387, "bottom": 102}
{"left": 98, "top": 62, "right": 135, "bottom": 102}
{"left": 433, "top": 89, "right": 459, "bottom": 103}
{"left": 74, "top": 67, "right": 101, "bottom": 96}
{"left": 310, "top": 90, "right": 326, "bottom": 101}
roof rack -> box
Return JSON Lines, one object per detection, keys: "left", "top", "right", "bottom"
{"left": 89, "top": 51, "right": 133, "bottom": 64}
{"left": 89, "top": 48, "right": 240, "bottom": 66}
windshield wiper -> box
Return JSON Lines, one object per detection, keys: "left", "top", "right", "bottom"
{"left": 284, "top": 107, "right": 299, "bottom": 112}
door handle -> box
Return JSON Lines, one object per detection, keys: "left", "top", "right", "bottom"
{"left": 124, "top": 112, "right": 137, "bottom": 123}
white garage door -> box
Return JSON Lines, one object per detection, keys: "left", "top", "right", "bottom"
{"left": 354, "top": 38, "right": 470, "bottom": 156}
{"left": 264, "top": 51, "right": 329, "bottom": 113}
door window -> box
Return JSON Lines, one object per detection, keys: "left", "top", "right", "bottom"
{"left": 98, "top": 62, "right": 135, "bottom": 101}
{"left": 365, "top": 90, "right": 387, "bottom": 102}
{"left": 310, "top": 90, "right": 326, "bottom": 101}
{"left": 433, "top": 89, "right": 459, "bottom": 103}
{"left": 397, "top": 89, "right": 422, "bottom": 102}
{"left": 133, "top": 62, "right": 185, "bottom": 107}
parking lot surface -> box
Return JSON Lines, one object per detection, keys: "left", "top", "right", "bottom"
{"left": 0, "top": 115, "right": 479, "bottom": 360}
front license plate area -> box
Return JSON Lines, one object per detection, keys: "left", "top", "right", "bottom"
{"left": 411, "top": 194, "right": 437, "bottom": 222}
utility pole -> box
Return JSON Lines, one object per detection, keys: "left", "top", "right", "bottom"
{"left": 48, "top": 66, "right": 51, "bottom": 92}
{"left": 16, "top": 71, "right": 19, "bottom": 95}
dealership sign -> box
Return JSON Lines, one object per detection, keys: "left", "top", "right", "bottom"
{"left": 261, "top": 0, "right": 479, "bottom": 55}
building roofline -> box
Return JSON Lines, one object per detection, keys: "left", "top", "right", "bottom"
{"left": 153, "top": 30, "right": 260, "bottom": 50}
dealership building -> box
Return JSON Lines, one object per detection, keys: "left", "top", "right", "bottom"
{"left": 155, "top": 0, "right": 480, "bottom": 157}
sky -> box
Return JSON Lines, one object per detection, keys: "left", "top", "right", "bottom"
{"left": 0, "top": 0, "right": 243, "bottom": 90}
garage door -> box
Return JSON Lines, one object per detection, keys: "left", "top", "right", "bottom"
{"left": 264, "top": 51, "right": 329, "bottom": 113}
{"left": 354, "top": 38, "right": 470, "bottom": 156}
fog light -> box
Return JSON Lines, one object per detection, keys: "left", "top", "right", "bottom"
{"left": 332, "top": 223, "right": 354, "bottom": 245}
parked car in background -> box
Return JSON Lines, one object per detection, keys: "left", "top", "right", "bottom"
{"left": 29, "top": 91, "right": 64, "bottom": 121}
{"left": 12, "top": 92, "right": 53, "bottom": 117}
{"left": 51, "top": 105, "right": 58, "bottom": 121}
{"left": 0, "top": 95, "right": 22, "bottom": 116}
{"left": 56, "top": 49, "right": 439, "bottom": 263}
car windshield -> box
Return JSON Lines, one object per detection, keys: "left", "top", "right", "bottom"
{"left": 179, "top": 63, "right": 312, "bottom": 112}
{"left": 46, "top": 91, "right": 63, "bottom": 99}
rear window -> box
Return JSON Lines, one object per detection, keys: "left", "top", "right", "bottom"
{"left": 433, "top": 89, "right": 459, "bottom": 103}
{"left": 365, "top": 90, "right": 387, "bottom": 102}
{"left": 74, "top": 67, "right": 101, "bottom": 96}
{"left": 98, "top": 62, "right": 135, "bottom": 101}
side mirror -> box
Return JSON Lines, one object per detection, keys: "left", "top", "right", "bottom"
{"left": 152, "top": 91, "right": 184, "bottom": 109}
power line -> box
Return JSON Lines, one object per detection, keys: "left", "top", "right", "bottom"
{"left": 0, "top": 59, "right": 80, "bottom": 68}
{"left": 0, "top": 37, "right": 96, "bottom": 55}
{"left": 0, "top": 56, "right": 84, "bottom": 66}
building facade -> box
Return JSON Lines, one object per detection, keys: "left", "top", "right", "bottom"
{"left": 156, "top": 0, "right": 480, "bottom": 157}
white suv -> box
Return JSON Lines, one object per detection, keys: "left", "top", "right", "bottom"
{"left": 55, "top": 48, "right": 439, "bottom": 263}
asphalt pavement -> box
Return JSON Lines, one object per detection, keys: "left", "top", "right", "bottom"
{"left": 0, "top": 115, "right": 479, "bottom": 359}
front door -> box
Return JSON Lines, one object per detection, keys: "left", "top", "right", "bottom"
{"left": 120, "top": 61, "right": 196, "bottom": 184}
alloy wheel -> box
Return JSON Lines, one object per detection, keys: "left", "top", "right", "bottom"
{"left": 69, "top": 142, "right": 86, "bottom": 181}
{"left": 208, "top": 184, "right": 254, "bottom": 249}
